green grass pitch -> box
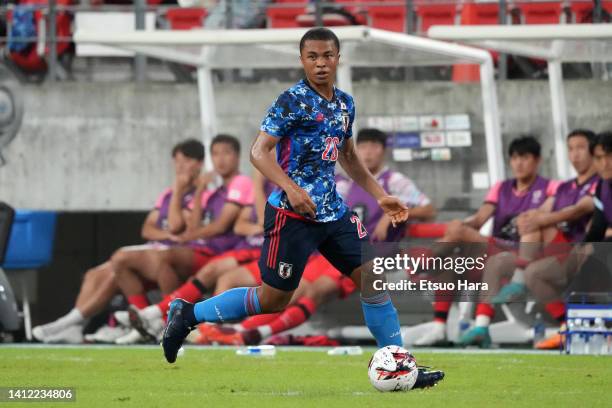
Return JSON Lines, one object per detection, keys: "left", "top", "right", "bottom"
{"left": 0, "top": 346, "right": 610, "bottom": 407}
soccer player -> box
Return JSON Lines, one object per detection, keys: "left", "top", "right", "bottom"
{"left": 522, "top": 132, "right": 612, "bottom": 349}
{"left": 31, "top": 139, "right": 205, "bottom": 344}
{"left": 415, "top": 136, "right": 557, "bottom": 347}
{"left": 161, "top": 27, "right": 443, "bottom": 388}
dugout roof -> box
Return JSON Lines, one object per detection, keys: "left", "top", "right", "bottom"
{"left": 429, "top": 23, "right": 612, "bottom": 179}
{"left": 74, "top": 26, "right": 503, "bottom": 182}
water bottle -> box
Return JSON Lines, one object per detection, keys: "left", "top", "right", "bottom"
{"left": 592, "top": 318, "right": 605, "bottom": 355}
{"left": 569, "top": 319, "right": 583, "bottom": 355}
{"left": 533, "top": 313, "right": 545, "bottom": 348}
{"left": 236, "top": 345, "right": 276, "bottom": 356}
{"left": 582, "top": 319, "right": 592, "bottom": 355}
{"left": 459, "top": 318, "right": 471, "bottom": 338}
{"left": 327, "top": 346, "right": 363, "bottom": 356}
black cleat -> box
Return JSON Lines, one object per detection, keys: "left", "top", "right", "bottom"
{"left": 162, "top": 299, "right": 194, "bottom": 363}
{"left": 412, "top": 367, "right": 445, "bottom": 389}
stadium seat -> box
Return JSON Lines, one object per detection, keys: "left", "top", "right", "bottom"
{"left": 571, "top": 1, "right": 612, "bottom": 23}
{"left": 452, "top": 3, "right": 501, "bottom": 82}
{"left": 266, "top": 0, "right": 308, "bottom": 28}
{"left": 368, "top": 3, "right": 406, "bottom": 33}
{"left": 516, "top": 1, "right": 565, "bottom": 24}
{"left": 415, "top": 3, "right": 458, "bottom": 35}
{"left": 165, "top": 8, "right": 207, "bottom": 30}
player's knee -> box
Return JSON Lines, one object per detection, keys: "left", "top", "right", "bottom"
{"left": 110, "top": 250, "right": 129, "bottom": 272}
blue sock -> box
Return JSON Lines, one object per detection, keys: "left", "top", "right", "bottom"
{"left": 192, "top": 287, "right": 261, "bottom": 324}
{"left": 361, "top": 292, "right": 403, "bottom": 347}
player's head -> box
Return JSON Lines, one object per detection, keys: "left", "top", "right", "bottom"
{"left": 356, "top": 128, "right": 387, "bottom": 173}
{"left": 594, "top": 131, "right": 612, "bottom": 180}
{"left": 211, "top": 134, "right": 241, "bottom": 177}
{"left": 172, "top": 138, "right": 205, "bottom": 180}
{"left": 508, "top": 135, "right": 541, "bottom": 180}
{"left": 567, "top": 129, "right": 596, "bottom": 175}
{"left": 299, "top": 27, "right": 340, "bottom": 88}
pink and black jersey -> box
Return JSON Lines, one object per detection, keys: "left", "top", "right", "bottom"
{"left": 192, "top": 174, "right": 254, "bottom": 254}
{"left": 552, "top": 174, "right": 600, "bottom": 242}
{"left": 153, "top": 187, "right": 195, "bottom": 246}
{"left": 336, "top": 167, "right": 431, "bottom": 242}
{"left": 485, "top": 175, "right": 557, "bottom": 241}
{"left": 235, "top": 180, "right": 277, "bottom": 250}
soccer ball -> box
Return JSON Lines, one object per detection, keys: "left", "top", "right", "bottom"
{"left": 367, "top": 345, "right": 419, "bottom": 392}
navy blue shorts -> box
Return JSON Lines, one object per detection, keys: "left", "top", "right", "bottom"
{"left": 259, "top": 203, "right": 370, "bottom": 292}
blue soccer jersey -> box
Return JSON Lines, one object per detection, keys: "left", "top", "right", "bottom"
{"left": 260, "top": 79, "right": 355, "bottom": 222}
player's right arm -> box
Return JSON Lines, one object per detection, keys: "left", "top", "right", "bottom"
{"left": 141, "top": 210, "right": 171, "bottom": 241}
{"left": 250, "top": 131, "right": 316, "bottom": 218}
{"left": 166, "top": 173, "right": 192, "bottom": 234}
{"left": 233, "top": 206, "right": 264, "bottom": 237}
{"left": 463, "top": 203, "right": 496, "bottom": 230}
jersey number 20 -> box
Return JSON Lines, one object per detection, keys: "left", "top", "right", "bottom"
{"left": 322, "top": 137, "right": 340, "bottom": 162}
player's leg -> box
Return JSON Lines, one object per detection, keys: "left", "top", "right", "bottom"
{"left": 32, "top": 262, "right": 117, "bottom": 343}
{"left": 162, "top": 204, "right": 319, "bottom": 363}
{"left": 459, "top": 251, "right": 515, "bottom": 347}
{"left": 111, "top": 246, "right": 163, "bottom": 310}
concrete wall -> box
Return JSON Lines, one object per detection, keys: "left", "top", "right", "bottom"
{"left": 2, "top": 79, "right": 612, "bottom": 211}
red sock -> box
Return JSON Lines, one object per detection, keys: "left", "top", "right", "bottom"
{"left": 157, "top": 279, "right": 207, "bottom": 315}
{"left": 433, "top": 301, "right": 452, "bottom": 323}
{"left": 127, "top": 294, "right": 149, "bottom": 310}
{"left": 475, "top": 303, "right": 495, "bottom": 318}
{"left": 240, "top": 313, "right": 281, "bottom": 330}
{"left": 545, "top": 301, "right": 566, "bottom": 323}
{"left": 268, "top": 297, "right": 317, "bottom": 335}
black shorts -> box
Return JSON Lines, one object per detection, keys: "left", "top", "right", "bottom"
{"left": 258, "top": 203, "right": 370, "bottom": 291}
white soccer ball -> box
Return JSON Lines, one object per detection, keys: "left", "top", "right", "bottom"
{"left": 367, "top": 345, "right": 419, "bottom": 392}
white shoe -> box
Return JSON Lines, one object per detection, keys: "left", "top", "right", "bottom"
{"left": 43, "top": 325, "right": 84, "bottom": 344}
{"left": 113, "top": 310, "right": 131, "bottom": 327}
{"left": 84, "top": 325, "right": 130, "bottom": 343}
{"left": 115, "top": 328, "right": 144, "bottom": 345}
{"left": 413, "top": 322, "right": 447, "bottom": 346}
{"left": 128, "top": 305, "right": 164, "bottom": 342}
{"left": 32, "top": 321, "right": 66, "bottom": 342}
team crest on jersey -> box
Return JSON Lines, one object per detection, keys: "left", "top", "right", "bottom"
{"left": 340, "top": 102, "right": 350, "bottom": 133}
{"left": 532, "top": 190, "right": 542, "bottom": 204}
{"left": 278, "top": 262, "right": 293, "bottom": 279}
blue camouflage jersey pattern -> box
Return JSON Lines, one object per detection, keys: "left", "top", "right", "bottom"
{"left": 260, "top": 79, "right": 355, "bottom": 222}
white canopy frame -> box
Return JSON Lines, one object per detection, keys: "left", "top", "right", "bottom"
{"left": 75, "top": 26, "right": 503, "bottom": 182}
{"left": 429, "top": 24, "right": 612, "bottom": 180}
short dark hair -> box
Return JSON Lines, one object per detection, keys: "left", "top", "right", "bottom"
{"left": 172, "top": 138, "right": 204, "bottom": 161}
{"left": 299, "top": 27, "right": 340, "bottom": 53}
{"left": 596, "top": 131, "right": 612, "bottom": 154}
{"left": 357, "top": 128, "right": 387, "bottom": 148}
{"left": 211, "top": 134, "right": 241, "bottom": 155}
{"left": 568, "top": 129, "right": 597, "bottom": 154}
{"left": 508, "top": 135, "right": 541, "bottom": 158}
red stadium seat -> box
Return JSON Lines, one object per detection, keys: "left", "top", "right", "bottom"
{"left": 406, "top": 223, "right": 448, "bottom": 239}
{"left": 165, "top": 8, "right": 207, "bottom": 30}
{"left": 267, "top": 0, "right": 308, "bottom": 28}
{"left": 415, "top": 3, "right": 458, "bottom": 35}
{"left": 368, "top": 3, "right": 406, "bottom": 33}
{"left": 452, "top": 3, "right": 501, "bottom": 83}
{"left": 571, "top": 1, "right": 612, "bottom": 23}
{"left": 516, "top": 1, "right": 565, "bottom": 24}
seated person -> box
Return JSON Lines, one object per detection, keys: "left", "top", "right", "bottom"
{"left": 463, "top": 129, "right": 599, "bottom": 348}
{"left": 523, "top": 131, "right": 612, "bottom": 349}
{"left": 31, "top": 139, "right": 205, "bottom": 344}
{"left": 415, "top": 136, "right": 557, "bottom": 346}
{"left": 112, "top": 134, "right": 254, "bottom": 343}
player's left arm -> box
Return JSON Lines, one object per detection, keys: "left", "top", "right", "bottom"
{"left": 536, "top": 195, "right": 595, "bottom": 228}
{"left": 338, "top": 138, "right": 409, "bottom": 226}
{"left": 181, "top": 202, "right": 242, "bottom": 241}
